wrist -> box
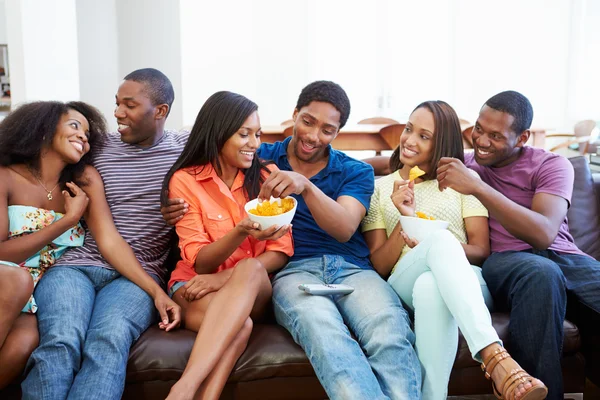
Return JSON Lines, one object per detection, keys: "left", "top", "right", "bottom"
{"left": 234, "top": 224, "right": 250, "bottom": 238}
{"left": 472, "top": 179, "right": 487, "bottom": 197}
{"left": 399, "top": 209, "right": 415, "bottom": 217}
{"left": 149, "top": 283, "right": 165, "bottom": 299}
{"left": 300, "top": 177, "right": 313, "bottom": 196}
{"left": 61, "top": 213, "right": 80, "bottom": 227}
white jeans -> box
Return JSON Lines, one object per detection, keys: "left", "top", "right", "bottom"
{"left": 387, "top": 229, "right": 500, "bottom": 400}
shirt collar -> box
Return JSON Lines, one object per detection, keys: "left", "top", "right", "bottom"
{"left": 189, "top": 163, "right": 245, "bottom": 192}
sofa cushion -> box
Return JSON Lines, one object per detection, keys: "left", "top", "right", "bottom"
{"left": 567, "top": 156, "right": 600, "bottom": 260}
{"left": 127, "top": 314, "right": 580, "bottom": 383}
{"left": 126, "top": 324, "right": 316, "bottom": 384}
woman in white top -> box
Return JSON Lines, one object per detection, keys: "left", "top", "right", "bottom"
{"left": 362, "top": 101, "right": 547, "bottom": 400}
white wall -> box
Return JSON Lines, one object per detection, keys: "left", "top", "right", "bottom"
{"left": 0, "top": 0, "right": 7, "bottom": 45}
{"left": 567, "top": 0, "right": 600, "bottom": 124}
{"left": 180, "top": 0, "right": 598, "bottom": 132}
{"left": 5, "top": 0, "right": 80, "bottom": 106}
{"left": 451, "top": 0, "right": 572, "bottom": 130}
{"left": 116, "top": 0, "right": 183, "bottom": 130}
{"left": 76, "top": 0, "right": 120, "bottom": 131}
{"left": 180, "top": 0, "right": 380, "bottom": 127}
{"left": 3, "top": 0, "right": 599, "bottom": 134}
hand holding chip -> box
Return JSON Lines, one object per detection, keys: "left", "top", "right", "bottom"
{"left": 391, "top": 179, "right": 416, "bottom": 216}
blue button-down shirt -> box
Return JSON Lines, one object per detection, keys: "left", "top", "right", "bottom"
{"left": 257, "top": 137, "right": 374, "bottom": 268}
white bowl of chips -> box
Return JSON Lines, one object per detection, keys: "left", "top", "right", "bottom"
{"left": 399, "top": 214, "right": 449, "bottom": 242}
{"left": 244, "top": 197, "right": 298, "bottom": 230}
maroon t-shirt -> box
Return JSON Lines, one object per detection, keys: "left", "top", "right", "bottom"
{"left": 466, "top": 147, "right": 585, "bottom": 255}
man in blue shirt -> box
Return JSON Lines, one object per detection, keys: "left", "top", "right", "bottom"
{"left": 255, "top": 81, "right": 420, "bottom": 399}
{"left": 163, "top": 81, "right": 421, "bottom": 399}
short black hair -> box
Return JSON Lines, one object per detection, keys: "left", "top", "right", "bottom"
{"left": 124, "top": 68, "right": 175, "bottom": 117}
{"left": 0, "top": 101, "right": 106, "bottom": 186}
{"left": 295, "top": 81, "right": 351, "bottom": 129}
{"left": 484, "top": 90, "right": 533, "bottom": 134}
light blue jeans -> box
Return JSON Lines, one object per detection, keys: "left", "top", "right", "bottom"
{"left": 272, "top": 255, "right": 422, "bottom": 400}
{"left": 388, "top": 230, "right": 499, "bottom": 400}
{"left": 21, "top": 265, "right": 159, "bottom": 400}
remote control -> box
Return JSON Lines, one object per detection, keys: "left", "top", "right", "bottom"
{"left": 298, "top": 283, "right": 354, "bottom": 295}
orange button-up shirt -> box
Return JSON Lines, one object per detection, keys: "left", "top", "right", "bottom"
{"left": 168, "top": 163, "right": 294, "bottom": 289}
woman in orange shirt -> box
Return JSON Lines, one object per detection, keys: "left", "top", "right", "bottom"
{"left": 161, "top": 91, "right": 293, "bottom": 400}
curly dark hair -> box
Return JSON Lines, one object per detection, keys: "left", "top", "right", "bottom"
{"left": 295, "top": 81, "right": 351, "bottom": 129}
{"left": 484, "top": 90, "right": 533, "bottom": 135}
{"left": 161, "top": 91, "right": 271, "bottom": 204}
{"left": 0, "top": 101, "right": 106, "bottom": 186}
{"left": 389, "top": 100, "right": 464, "bottom": 179}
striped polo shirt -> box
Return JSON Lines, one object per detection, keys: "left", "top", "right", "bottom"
{"left": 56, "top": 130, "right": 188, "bottom": 285}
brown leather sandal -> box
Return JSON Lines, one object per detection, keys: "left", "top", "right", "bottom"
{"left": 481, "top": 348, "right": 548, "bottom": 400}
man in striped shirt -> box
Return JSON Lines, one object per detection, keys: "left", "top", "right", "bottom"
{"left": 22, "top": 69, "right": 188, "bottom": 400}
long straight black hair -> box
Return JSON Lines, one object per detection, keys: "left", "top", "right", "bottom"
{"left": 161, "top": 91, "right": 270, "bottom": 204}
{"left": 389, "top": 100, "right": 464, "bottom": 179}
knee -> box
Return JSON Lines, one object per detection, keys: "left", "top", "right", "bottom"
{"left": 87, "top": 320, "right": 136, "bottom": 351}
{"left": 0, "top": 267, "right": 33, "bottom": 308}
{"left": 232, "top": 258, "right": 267, "bottom": 283}
{"left": 522, "top": 260, "right": 565, "bottom": 291}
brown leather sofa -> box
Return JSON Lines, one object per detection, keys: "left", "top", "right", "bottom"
{"left": 2, "top": 156, "right": 598, "bottom": 399}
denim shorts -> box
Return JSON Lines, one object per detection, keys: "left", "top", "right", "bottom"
{"left": 169, "top": 281, "right": 187, "bottom": 298}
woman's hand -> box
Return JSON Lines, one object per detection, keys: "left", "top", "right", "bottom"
{"left": 181, "top": 273, "right": 228, "bottom": 302}
{"left": 63, "top": 182, "right": 89, "bottom": 223}
{"left": 235, "top": 218, "right": 291, "bottom": 241}
{"left": 400, "top": 231, "right": 419, "bottom": 248}
{"left": 391, "top": 180, "right": 416, "bottom": 216}
{"left": 154, "top": 292, "right": 181, "bottom": 331}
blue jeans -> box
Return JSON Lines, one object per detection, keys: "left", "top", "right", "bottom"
{"left": 482, "top": 250, "right": 600, "bottom": 400}
{"left": 272, "top": 255, "right": 421, "bottom": 400}
{"left": 21, "top": 265, "right": 160, "bottom": 400}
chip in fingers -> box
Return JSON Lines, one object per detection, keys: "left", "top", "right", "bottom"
{"left": 409, "top": 166, "right": 426, "bottom": 181}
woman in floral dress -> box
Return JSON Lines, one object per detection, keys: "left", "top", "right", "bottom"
{"left": 0, "top": 101, "right": 105, "bottom": 388}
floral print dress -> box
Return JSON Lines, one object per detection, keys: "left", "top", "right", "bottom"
{"left": 3, "top": 205, "right": 84, "bottom": 313}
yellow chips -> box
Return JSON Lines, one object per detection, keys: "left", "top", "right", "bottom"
{"left": 248, "top": 198, "right": 295, "bottom": 216}
{"left": 409, "top": 166, "right": 426, "bottom": 181}
{"left": 415, "top": 211, "right": 435, "bottom": 220}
